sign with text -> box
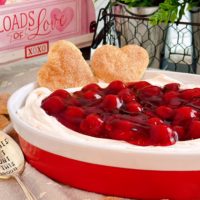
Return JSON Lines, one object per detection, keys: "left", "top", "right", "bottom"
{"left": 0, "top": 0, "right": 95, "bottom": 59}
{"left": 25, "top": 41, "right": 49, "bottom": 58}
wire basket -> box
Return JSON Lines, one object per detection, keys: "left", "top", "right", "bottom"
{"left": 92, "top": 3, "right": 200, "bottom": 74}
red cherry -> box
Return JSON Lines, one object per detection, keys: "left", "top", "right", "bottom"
{"left": 163, "top": 83, "right": 180, "bottom": 92}
{"left": 102, "top": 95, "right": 122, "bottom": 111}
{"left": 180, "top": 88, "right": 200, "bottom": 100}
{"left": 73, "top": 91, "right": 83, "bottom": 99}
{"left": 169, "top": 98, "right": 182, "bottom": 107}
{"left": 82, "top": 83, "right": 101, "bottom": 92}
{"left": 189, "top": 99, "right": 200, "bottom": 111}
{"left": 150, "top": 124, "right": 178, "bottom": 146}
{"left": 63, "top": 106, "right": 85, "bottom": 118}
{"left": 188, "top": 120, "right": 200, "bottom": 139}
{"left": 173, "top": 125, "right": 185, "bottom": 140}
{"left": 106, "top": 80, "right": 126, "bottom": 94}
{"left": 163, "top": 91, "right": 181, "bottom": 107}
{"left": 83, "top": 91, "right": 101, "bottom": 100}
{"left": 59, "top": 107, "right": 84, "bottom": 132}
{"left": 191, "top": 99, "right": 200, "bottom": 107}
{"left": 138, "top": 86, "right": 162, "bottom": 100}
{"left": 126, "top": 102, "right": 142, "bottom": 113}
{"left": 129, "top": 133, "right": 150, "bottom": 146}
{"left": 156, "top": 106, "right": 174, "bottom": 120}
{"left": 118, "top": 88, "right": 136, "bottom": 103}
{"left": 65, "top": 97, "right": 80, "bottom": 106}
{"left": 163, "top": 91, "right": 179, "bottom": 101}
{"left": 80, "top": 114, "right": 103, "bottom": 137}
{"left": 49, "top": 89, "right": 70, "bottom": 99}
{"left": 105, "top": 119, "right": 136, "bottom": 141}
{"left": 41, "top": 96, "right": 66, "bottom": 115}
{"left": 147, "top": 117, "right": 163, "bottom": 126}
{"left": 105, "top": 119, "right": 133, "bottom": 131}
{"left": 140, "top": 86, "right": 162, "bottom": 96}
{"left": 127, "top": 81, "right": 151, "bottom": 90}
{"left": 173, "top": 106, "right": 198, "bottom": 126}
{"left": 110, "top": 130, "right": 136, "bottom": 141}
{"left": 145, "top": 111, "right": 157, "bottom": 118}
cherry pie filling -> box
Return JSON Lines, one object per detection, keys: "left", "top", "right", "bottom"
{"left": 41, "top": 80, "right": 200, "bottom": 146}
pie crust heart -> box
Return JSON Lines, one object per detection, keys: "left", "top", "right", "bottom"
{"left": 0, "top": 115, "right": 9, "bottom": 130}
{"left": 0, "top": 93, "right": 10, "bottom": 115}
{"left": 37, "top": 40, "right": 96, "bottom": 90}
{"left": 91, "top": 44, "right": 149, "bottom": 83}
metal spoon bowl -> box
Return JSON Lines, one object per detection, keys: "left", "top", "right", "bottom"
{"left": 0, "top": 130, "right": 37, "bottom": 200}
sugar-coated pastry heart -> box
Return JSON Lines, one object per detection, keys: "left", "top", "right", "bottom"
{"left": 37, "top": 40, "right": 96, "bottom": 90}
{"left": 91, "top": 44, "right": 149, "bottom": 83}
{"left": 0, "top": 115, "right": 9, "bottom": 130}
{"left": 0, "top": 93, "right": 10, "bottom": 115}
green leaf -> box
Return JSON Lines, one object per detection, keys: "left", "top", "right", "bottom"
{"left": 95, "top": 0, "right": 199, "bottom": 25}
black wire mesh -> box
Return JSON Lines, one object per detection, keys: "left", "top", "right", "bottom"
{"left": 92, "top": 4, "right": 200, "bottom": 74}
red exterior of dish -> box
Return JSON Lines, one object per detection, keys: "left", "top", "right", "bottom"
{"left": 19, "top": 136, "right": 200, "bottom": 200}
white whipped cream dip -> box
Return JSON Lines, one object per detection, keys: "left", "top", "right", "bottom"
{"left": 17, "top": 74, "right": 200, "bottom": 153}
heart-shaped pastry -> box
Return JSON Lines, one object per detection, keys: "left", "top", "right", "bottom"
{"left": 91, "top": 44, "right": 149, "bottom": 82}
{"left": 37, "top": 40, "right": 96, "bottom": 90}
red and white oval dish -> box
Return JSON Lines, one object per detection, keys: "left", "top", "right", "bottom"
{"left": 8, "top": 70, "right": 200, "bottom": 200}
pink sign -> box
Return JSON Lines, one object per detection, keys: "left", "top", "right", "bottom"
{"left": 0, "top": 0, "right": 95, "bottom": 55}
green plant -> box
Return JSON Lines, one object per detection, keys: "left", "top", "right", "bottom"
{"left": 150, "top": 0, "right": 200, "bottom": 25}
{"left": 117, "top": 0, "right": 164, "bottom": 7}
{"left": 95, "top": 0, "right": 200, "bottom": 24}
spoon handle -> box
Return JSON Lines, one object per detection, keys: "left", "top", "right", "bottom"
{"left": 13, "top": 174, "right": 37, "bottom": 200}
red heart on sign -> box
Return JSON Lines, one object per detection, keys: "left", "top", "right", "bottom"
{"left": 51, "top": 7, "right": 74, "bottom": 32}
